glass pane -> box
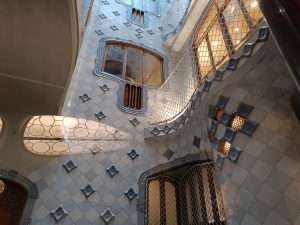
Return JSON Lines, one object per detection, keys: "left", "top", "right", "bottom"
{"left": 197, "top": 39, "right": 213, "bottom": 79}
{"left": 208, "top": 21, "right": 228, "bottom": 67}
{"left": 142, "top": 52, "right": 163, "bottom": 86}
{"left": 103, "top": 44, "right": 125, "bottom": 78}
{"left": 147, "top": 180, "right": 161, "bottom": 225}
{"left": 125, "top": 47, "right": 143, "bottom": 84}
{"left": 243, "top": 0, "right": 262, "bottom": 25}
{"left": 223, "top": 0, "right": 250, "bottom": 48}
{"left": 194, "top": 4, "right": 218, "bottom": 46}
{"left": 165, "top": 181, "right": 177, "bottom": 225}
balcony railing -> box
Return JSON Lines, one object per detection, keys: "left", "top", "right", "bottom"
{"left": 149, "top": 0, "right": 263, "bottom": 125}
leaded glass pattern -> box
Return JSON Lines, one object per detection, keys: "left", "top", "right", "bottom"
{"left": 23, "top": 116, "right": 131, "bottom": 155}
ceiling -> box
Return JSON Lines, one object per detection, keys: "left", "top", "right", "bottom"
{"left": 0, "top": 0, "right": 79, "bottom": 115}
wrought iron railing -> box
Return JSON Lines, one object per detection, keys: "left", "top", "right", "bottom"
{"left": 149, "top": 0, "right": 263, "bottom": 125}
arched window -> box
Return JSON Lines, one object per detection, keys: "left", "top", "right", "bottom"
{"left": 143, "top": 161, "right": 226, "bottom": 225}
{"left": 23, "top": 116, "right": 131, "bottom": 155}
{"left": 146, "top": 176, "right": 180, "bottom": 225}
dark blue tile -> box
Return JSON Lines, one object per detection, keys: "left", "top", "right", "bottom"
{"left": 236, "top": 102, "right": 254, "bottom": 118}
{"left": 214, "top": 70, "right": 225, "bottom": 81}
{"left": 124, "top": 188, "right": 137, "bottom": 201}
{"left": 193, "top": 136, "right": 201, "bottom": 148}
{"left": 62, "top": 159, "right": 77, "bottom": 173}
{"left": 240, "top": 120, "right": 258, "bottom": 136}
{"left": 163, "top": 148, "right": 174, "bottom": 160}
{"left": 256, "top": 26, "right": 270, "bottom": 42}
{"left": 220, "top": 112, "right": 233, "bottom": 126}
{"left": 227, "top": 58, "right": 239, "bottom": 70}
{"left": 106, "top": 165, "right": 119, "bottom": 177}
{"left": 50, "top": 205, "right": 68, "bottom": 222}
{"left": 100, "top": 208, "right": 115, "bottom": 223}
{"left": 223, "top": 127, "right": 236, "bottom": 142}
{"left": 243, "top": 43, "right": 254, "bottom": 57}
{"left": 227, "top": 146, "right": 242, "bottom": 162}
{"left": 217, "top": 95, "right": 229, "bottom": 109}
{"left": 203, "top": 80, "right": 212, "bottom": 92}
{"left": 81, "top": 184, "right": 95, "bottom": 198}
{"left": 127, "top": 149, "right": 139, "bottom": 160}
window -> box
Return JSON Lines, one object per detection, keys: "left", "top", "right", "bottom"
{"left": 145, "top": 162, "right": 226, "bottom": 225}
{"left": 102, "top": 43, "right": 163, "bottom": 86}
{"left": 193, "top": 0, "right": 263, "bottom": 81}
{"left": 23, "top": 116, "right": 130, "bottom": 155}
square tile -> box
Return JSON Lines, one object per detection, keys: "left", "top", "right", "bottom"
{"left": 193, "top": 136, "right": 201, "bottom": 148}
{"left": 276, "top": 156, "right": 300, "bottom": 177}
{"left": 256, "top": 183, "right": 281, "bottom": 208}
{"left": 236, "top": 187, "right": 254, "bottom": 210}
{"left": 251, "top": 160, "right": 272, "bottom": 181}
{"left": 163, "top": 148, "right": 174, "bottom": 160}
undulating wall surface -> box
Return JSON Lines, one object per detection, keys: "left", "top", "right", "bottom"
{"left": 1, "top": 1, "right": 298, "bottom": 224}
{"left": 194, "top": 36, "right": 300, "bottom": 225}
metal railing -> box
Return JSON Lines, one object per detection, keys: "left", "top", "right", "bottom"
{"left": 149, "top": 0, "right": 263, "bottom": 125}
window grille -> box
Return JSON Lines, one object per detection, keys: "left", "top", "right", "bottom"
{"left": 145, "top": 162, "right": 226, "bottom": 225}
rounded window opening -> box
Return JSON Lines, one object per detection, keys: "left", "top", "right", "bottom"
{"left": 143, "top": 161, "right": 226, "bottom": 225}
{"left": 102, "top": 42, "right": 164, "bottom": 86}
{"left": 0, "top": 179, "right": 28, "bottom": 225}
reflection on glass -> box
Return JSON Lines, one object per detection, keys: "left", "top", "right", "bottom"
{"left": 143, "top": 53, "right": 162, "bottom": 86}
{"left": 104, "top": 44, "right": 125, "bottom": 77}
{"left": 223, "top": 0, "right": 250, "bottom": 48}
{"left": 102, "top": 43, "right": 163, "bottom": 86}
{"left": 23, "top": 116, "right": 131, "bottom": 155}
{"left": 208, "top": 21, "right": 229, "bottom": 67}
{"left": 244, "top": 0, "right": 262, "bottom": 25}
{"left": 126, "top": 47, "right": 143, "bottom": 84}
{"left": 197, "top": 39, "right": 212, "bottom": 79}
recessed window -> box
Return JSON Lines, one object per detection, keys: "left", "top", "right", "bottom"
{"left": 102, "top": 43, "right": 163, "bottom": 86}
{"left": 102, "top": 42, "right": 164, "bottom": 112}
{"left": 145, "top": 163, "right": 226, "bottom": 225}
{"left": 230, "top": 114, "right": 245, "bottom": 131}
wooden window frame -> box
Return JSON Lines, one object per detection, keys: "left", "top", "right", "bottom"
{"left": 101, "top": 41, "right": 164, "bottom": 87}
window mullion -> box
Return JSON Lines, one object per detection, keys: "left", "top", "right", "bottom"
{"left": 205, "top": 34, "right": 216, "bottom": 75}
{"left": 159, "top": 180, "right": 166, "bottom": 225}
{"left": 216, "top": 8, "right": 235, "bottom": 56}
{"left": 237, "top": 0, "right": 254, "bottom": 29}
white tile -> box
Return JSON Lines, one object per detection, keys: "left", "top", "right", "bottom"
{"left": 276, "top": 156, "right": 300, "bottom": 177}
{"left": 251, "top": 160, "right": 273, "bottom": 181}
{"left": 85, "top": 208, "right": 98, "bottom": 223}
{"left": 241, "top": 214, "right": 261, "bottom": 225}
{"left": 245, "top": 139, "right": 266, "bottom": 157}
{"left": 231, "top": 166, "right": 249, "bottom": 185}
{"left": 263, "top": 211, "right": 291, "bottom": 225}
{"left": 285, "top": 181, "right": 300, "bottom": 204}
{"left": 261, "top": 114, "right": 283, "bottom": 132}
{"left": 256, "top": 183, "right": 281, "bottom": 208}
{"left": 236, "top": 188, "right": 254, "bottom": 210}
{"left": 268, "top": 134, "right": 292, "bottom": 153}
{"left": 69, "top": 207, "right": 83, "bottom": 222}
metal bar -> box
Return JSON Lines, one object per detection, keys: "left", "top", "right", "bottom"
{"left": 237, "top": 0, "right": 254, "bottom": 29}
{"left": 160, "top": 180, "right": 166, "bottom": 225}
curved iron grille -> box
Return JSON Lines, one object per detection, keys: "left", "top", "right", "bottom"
{"left": 145, "top": 162, "right": 226, "bottom": 225}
